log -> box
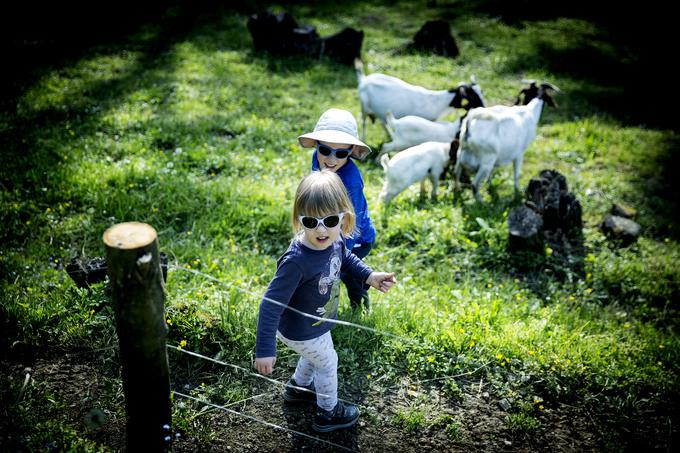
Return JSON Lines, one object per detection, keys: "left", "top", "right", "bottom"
{"left": 103, "top": 222, "right": 172, "bottom": 451}
{"left": 66, "top": 253, "right": 168, "bottom": 289}
{"left": 507, "top": 205, "right": 544, "bottom": 254}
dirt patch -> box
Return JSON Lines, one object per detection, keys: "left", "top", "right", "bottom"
{"left": 3, "top": 355, "right": 676, "bottom": 452}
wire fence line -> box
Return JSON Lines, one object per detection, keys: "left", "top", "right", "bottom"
{"left": 65, "top": 261, "right": 489, "bottom": 450}
{"left": 165, "top": 264, "right": 492, "bottom": 449}
{"left": 167, "top": 345, "right": 356, "bottom": 406}
{"left": 173, "top": 391, "right": 359, "bottom": 453}
{"left": 169, "top": 264, "right": 474, "bottom": 361}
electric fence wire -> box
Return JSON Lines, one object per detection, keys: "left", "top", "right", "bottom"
{"left": 170, "top": 264, "right": 480, "bottom": 362}
{"left": 173, "top": 391, "right": 359, "bottom": 453}
{"left": 62, "top": 261, "right": 491, "bottom": 449}
{"left": 167, "top": 344, "right": 353, "bottom": 405}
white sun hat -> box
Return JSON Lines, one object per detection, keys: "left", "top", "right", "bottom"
{"left": 298, "top": 108, "right": 371, "bottom": 160}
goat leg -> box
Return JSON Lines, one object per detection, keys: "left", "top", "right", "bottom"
{"left": 472, "top": 164, "right": 493, "bottom": 203}
{"left": 513, "top": 156, "right": 524, "bottom": 192}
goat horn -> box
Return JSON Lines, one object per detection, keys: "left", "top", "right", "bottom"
{"left": 541, "top": 82, "right": 561, "bottom": 92}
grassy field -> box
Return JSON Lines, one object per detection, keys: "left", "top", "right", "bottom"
{"left": 1, "top": 1, "right": 678, "bottom": 451}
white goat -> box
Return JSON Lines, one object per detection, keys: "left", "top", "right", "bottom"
{"left": 379, "top": 141, "right": 454, "bottom": 206}
{"left": 355, "top": 58, "right": 484, "bottom": 141}
{"left": 454, "top": 81, "right": 559, "bottom": 202}
{"left": 375, "top": 112, "right": 464, "bottom": 162}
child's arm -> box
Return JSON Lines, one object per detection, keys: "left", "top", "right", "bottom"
{"left": 255, "top": 260, "right": 303, "bottom": 374}
{"left": 366, "top": 272, "right": 397, "bottom": 293}
{"left": 341, "top": 240, "right": 396, "bottom": 292}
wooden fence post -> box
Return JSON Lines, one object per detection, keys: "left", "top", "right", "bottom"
{"left": 103, "top": 222, "right": 172, "bottom": 451}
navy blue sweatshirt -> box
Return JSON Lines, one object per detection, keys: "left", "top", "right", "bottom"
{"left": 255, "top": 236, "right": 373, "bottom": 358}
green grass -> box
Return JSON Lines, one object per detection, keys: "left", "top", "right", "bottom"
{"left": 1, "top": 0, "right": 678, "bottom": 449}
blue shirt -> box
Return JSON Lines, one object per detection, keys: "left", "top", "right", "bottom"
{"left": 312, "top": 153, "right": 376, "bottom": 250}
{"left": 255, "top": 236, "right": 373, "bottom": 358}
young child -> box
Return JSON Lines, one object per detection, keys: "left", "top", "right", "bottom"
{"left": 255, "top": 170, "right": 396, "bottom": 433}
{"left": 298, "top": 108, "right": 376, "bottom": 310}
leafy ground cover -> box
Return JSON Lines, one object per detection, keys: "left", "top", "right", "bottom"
{"left": 1, "top": 1, "right": 678, "bottom": 451}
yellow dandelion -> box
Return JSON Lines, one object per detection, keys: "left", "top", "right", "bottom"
{"left": 459, "top": 328, "right": 465, "bottom": 334}
{"left": 539, "top": 405, "right": 544, "bottom": 410}
{"left": 166, "top": 318, "right": 172, "bottom": 325}
{"left": 496, "top": 353, "right": 503, "bottom": 360}
{"left": 178, "top": 339, "right": 187, "bottom": 349}
{"left": 528, "top": 351, "right": 534, "bottom": 356}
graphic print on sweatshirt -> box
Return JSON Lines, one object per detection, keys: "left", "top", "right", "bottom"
{"left": 313, "top": 253, "right": 342, "bottom": 326}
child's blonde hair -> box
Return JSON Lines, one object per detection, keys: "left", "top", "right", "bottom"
{"left": 292, "top": 170, "right": 356, "bottom": 235}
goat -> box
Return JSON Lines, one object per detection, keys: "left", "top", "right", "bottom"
{"left": 454, "top": 81, "right": 560, "bottom": 202}
{"left": 379, "top": 140, "right": 454, "bottom": 206}
{"left": 375, "top": 111, "right": 466, "bottom": 162}
{"left": 355, "top": 58, "right": 484, "bottom": 141}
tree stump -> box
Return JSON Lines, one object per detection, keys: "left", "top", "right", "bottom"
{"left": 321, "top": 27, "right": 364, "bottom": 65}
{"left": 406, "top": 20, "right": 459, "bottom": 58}
{"left": 526, "top": 169, "right": 582, "bottom": 234}
{"left": 508, "top": 169, "right": 584, "bottom": 272}
{"left": 103, "top": 222, "right": 172, "bottom": 451}
{"left": 507, "top": 205, "right": 544, "bottom": 254}
{"left": 246, "top": 11, "right": 363, "bottom": 65}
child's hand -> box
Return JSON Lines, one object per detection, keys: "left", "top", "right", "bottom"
{"left": 366, "top": 272, "right": 397, "bottom": 293}
{"left": 255, "top": 356, "right": 276, "bottom": 375}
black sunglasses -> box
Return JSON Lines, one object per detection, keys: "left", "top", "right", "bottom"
{"left": 315, "top": 143, "right": 352, "bottom": 160}
{"left": 298, "top": 213, "right": 345, "bottom": 230}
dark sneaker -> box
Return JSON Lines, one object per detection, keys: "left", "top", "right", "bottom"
{"left": 312, "top": 401, "right": 360, "bottom": 432}
{"left": 282, "top": 378, "right": 316, "bottom": 403}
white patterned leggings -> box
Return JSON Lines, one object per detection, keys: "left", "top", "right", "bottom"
{"left": 277, "top": 331, "right": 338, "bottom": 411}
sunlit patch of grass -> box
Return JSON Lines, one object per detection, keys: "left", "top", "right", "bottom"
{"left": 2, "top": 0, "right": 679, "bottom": 448}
